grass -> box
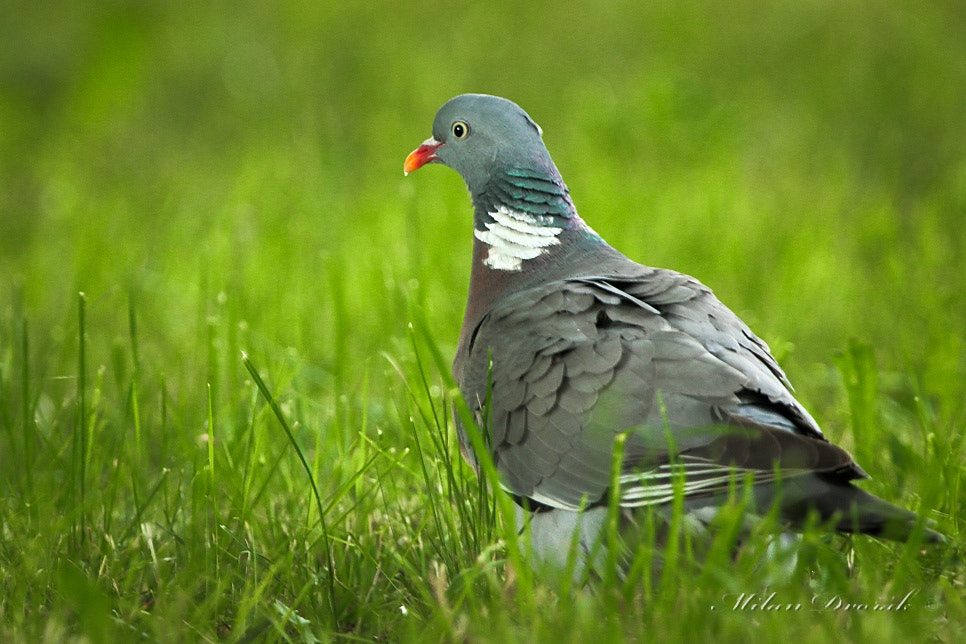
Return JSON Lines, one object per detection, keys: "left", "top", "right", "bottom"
{"left": 1, "top": 0, "right": 964, "bottom": 641}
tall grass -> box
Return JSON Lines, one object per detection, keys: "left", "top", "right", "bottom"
{"left": 1, "top": 0, "right": 964, "bottom": 640}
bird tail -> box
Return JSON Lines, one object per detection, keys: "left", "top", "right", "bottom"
{"left": 785, "top": 477, "right": 945, "bottom": 544}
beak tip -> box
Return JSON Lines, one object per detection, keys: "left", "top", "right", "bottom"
{"left": 404, "top": 138, "right": 442, "bottom": 176}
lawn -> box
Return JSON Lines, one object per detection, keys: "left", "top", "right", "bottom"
{"left": 1, "top": 1, "right": 964, "bottom": 641}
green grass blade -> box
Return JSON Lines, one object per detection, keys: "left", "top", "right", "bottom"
{"left": 242, "top": 351, "right": 336, "bottom": 620}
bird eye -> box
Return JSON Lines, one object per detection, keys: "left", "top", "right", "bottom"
{"left": 451, "top": 121, "right": 469, "bottom": 139}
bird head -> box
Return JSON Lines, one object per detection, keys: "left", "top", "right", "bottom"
{"left": 404, "top": 94, "right": 552, "bottom": 196}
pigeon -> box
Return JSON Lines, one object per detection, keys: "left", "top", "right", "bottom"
{"left": 404, "top": 93, "right": 942, "bottom": 579}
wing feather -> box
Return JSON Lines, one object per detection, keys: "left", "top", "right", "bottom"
{"left": 455, "top": 273, "right": 863, "bottom": 513}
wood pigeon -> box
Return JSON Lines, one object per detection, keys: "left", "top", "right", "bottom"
{"left": 404, "top": 93, "right": 942, "bottom": 578}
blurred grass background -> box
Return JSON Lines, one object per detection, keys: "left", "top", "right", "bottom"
{"left": 1, "top": 0, "right": 964, "bottom": 641}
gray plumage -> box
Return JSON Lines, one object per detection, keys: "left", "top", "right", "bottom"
{"left": 405, "top": 94, "right": 942, "bottom": 578}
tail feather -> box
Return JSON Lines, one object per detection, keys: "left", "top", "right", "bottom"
{"left": 818, "top": 485, "right": 944, "bottom": 543}
{"left": 777, "top": 475, "right": 945, "bottom": 543}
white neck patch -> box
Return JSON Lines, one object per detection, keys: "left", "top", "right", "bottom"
{"left": 474, "top": 205, "right": 563, "bottom": 271}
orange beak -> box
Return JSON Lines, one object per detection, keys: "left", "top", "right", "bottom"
{"left": 404, "top": 138, "right": 443, "bottom": 175}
